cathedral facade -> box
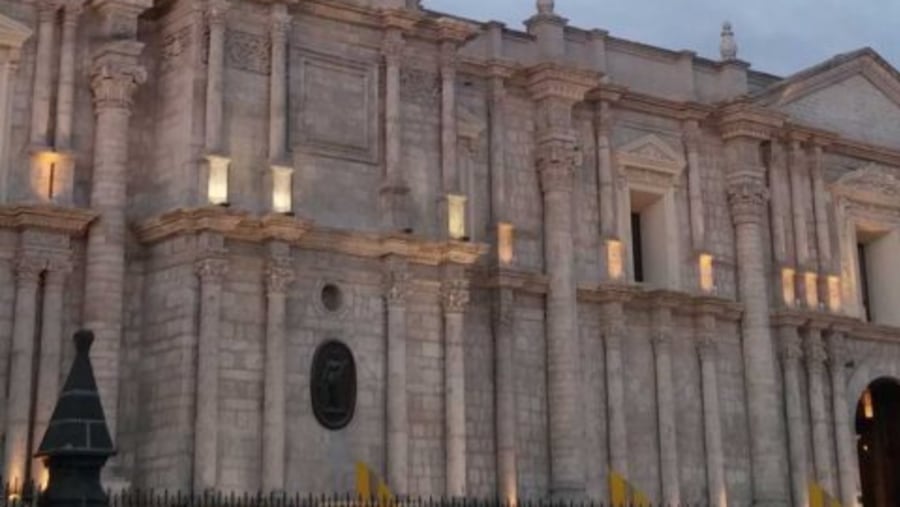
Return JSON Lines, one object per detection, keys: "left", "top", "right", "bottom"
{"left": 2, "top": 0, "right": 900, "bottom": 505}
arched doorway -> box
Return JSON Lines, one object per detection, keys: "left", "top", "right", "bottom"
{"left": 856, "top": 378, "right": 900, "bottom": 506}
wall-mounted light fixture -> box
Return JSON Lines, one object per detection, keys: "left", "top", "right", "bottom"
{"left": 271, "top": 165, "right": 293, "bottom": 214}
{"left": 206, "top": 154, "right": 230, "bottom": 205}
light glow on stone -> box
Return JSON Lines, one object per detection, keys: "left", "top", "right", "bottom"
{"left": 32, "top": 150, "right": 62, "bottom": 201}
{"left": 827, "top": 275, "right": 841, "bottom": 312}
{"left": 447, "top": 193, "right": 467, "bottom": 240}
{"left": 863, "top": 388, "right": 874, "bottom": 419}
{"left": 805, "top": 271, "right": 819, "bottom": 309}
{"left": 498, "top": 222, "right": 515, "bottom": 265}
{"left": 782, "top": 268, "right": 796, "bottom": 307}
{"left": 607, "top": 239, "right": 624, "bottom": 280}
{"left": 699, "top": 253, "right": 714, "bottom": 293}
{"left": 271, "top": 165, "right": 293, "bottom": 213}
{"left": 207, "top": 154, "right": 230, "bottom": 205}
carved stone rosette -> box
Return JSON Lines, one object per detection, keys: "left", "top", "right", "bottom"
{"left": 441, "top": 278, "right": 470, "bottom": 314}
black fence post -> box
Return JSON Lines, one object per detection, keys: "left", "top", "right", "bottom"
{"left": 33, "top": 330, "right": 116, "bottom": 507}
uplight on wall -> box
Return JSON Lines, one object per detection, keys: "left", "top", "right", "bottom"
{"left": 498, "top": 222, "right": 515, "bottom": 265}
{"left": 206, "top": 155, "right": 230, "bottom": 205}
{"left": 804, "top": 272, "right": 819, "bottom": 309}
{"left": 781, "top": 268, "right": 796, "bottom": 307}
{"left": 699, "top": 253, "right": 715, "bottom": 293}
{"left": 447, "top": 194, "right": 467, "bottom": 240}
{"left": 863, "top": 388, "right": 874, "bottom": 419}
{"left": 271, "top": 165, "right": 293, "bottom": 214}
{"left": 607, "top": 239, "right": 624, "bottom": 281}
{"left": 827, "top": 275, "right": 841, "bottom": 313}
{"left": 31, "top": 150, "right": 62, "bottom": 201}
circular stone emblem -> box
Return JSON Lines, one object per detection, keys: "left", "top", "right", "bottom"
{"left": 310, "top": 340, "right": 357, "bottom": 430}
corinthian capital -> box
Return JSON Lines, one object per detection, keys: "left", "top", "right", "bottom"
{"left": 90, "top": 40, "right": 146, "bottom": 110}
{"left": 266, "top": 257, "right": 294, "bottom": 293}
{"left": 804, "top": 331, "right": 827, "bottom": 373}
{"left": 537, "top": 138, "right": 578, "bottom": 193}
{"left": 37, "top": 0, "right": 61, "bottom": 22}
{"left": 195, "top": 257, "right": 229, "bottom": 283}
{"left": 16, "top": 257, "right": 47, "bottom": 284}
{"left": 383, "top": 268, "right": 409, "bottom": 305}
{"left": 382, "top": 29, "right": 405, "bottom": 63}
{"left": 271, "top": 3, "right": 291, "bottom": 39}
{"left": 726, "top": 171, "right": 768, "bottom": 225}
{"left": 207, "top": 0, "right": 231, "bottom": 26}
{"left": 441, "top": 278, "right": 470, "bottom": 314}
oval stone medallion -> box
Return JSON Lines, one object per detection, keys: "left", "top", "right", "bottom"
{"left": 310, "top": 340, "right": 357, "bottom": 430}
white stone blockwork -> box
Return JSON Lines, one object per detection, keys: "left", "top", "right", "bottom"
{"left": 2, "top": 1, "right": 900, "bottom": 506}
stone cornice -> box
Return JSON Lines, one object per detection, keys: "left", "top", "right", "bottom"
{"left": 136, "top": 207, "right": 487, "bottom": 267}
{"left": 717, "top": 101, "right": 786, "bottom": 141}
{"left": 615, "top": 90, "right": 713, "bottom": 121}
{"left": 524, "top": 62, "right": 601, "bottom": 102}
{"left": 0, "top": 205, "right": 96, "bottom": 236}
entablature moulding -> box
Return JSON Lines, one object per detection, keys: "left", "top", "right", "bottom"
{"left": 135, "top": 207, "right": 487, "bottom": 267}
{"left": 0, "top": 205, "right": 96, "bottom": 237}
{"left": 772, "top": 309, "right": 900, "bottom": 346}
{"left": 476, "top": 265, "right": 743, "bottom": 322}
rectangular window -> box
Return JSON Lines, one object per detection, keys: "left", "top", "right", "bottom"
{"left": 858, "top": 242, "right": 872, "bottom": 322}
{"left": 631, "top": 212, "right": 644, "bottom": 282}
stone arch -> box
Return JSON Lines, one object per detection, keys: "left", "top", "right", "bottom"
{"left": 847, "top": 353, "right": 900, "bottom": 422}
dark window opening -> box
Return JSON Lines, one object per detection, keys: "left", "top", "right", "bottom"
{"left": 631, "top": 212, "right": 644, "bottom": 283}
{"left": 858, "top": 242, "right": 872, "bottom": 322}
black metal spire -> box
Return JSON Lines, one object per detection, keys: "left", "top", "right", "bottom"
{"left": 34, "top": 329, "right": 115, "bottom": 507}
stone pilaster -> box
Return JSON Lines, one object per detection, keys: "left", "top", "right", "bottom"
{"left": 695, "top": 307, "right": 726, "bottom": 507}
{"left": 529, "top": 64, "right": 597, "bottom": 498}
{"left": 810, "top": 144, "right": 832, "bottom": 271}
{"left": 601, "top": 299, "right": 628, "bottom": 482}
{"left": 2, "top": 257, "right": 44, "bottom": 488}
{"left": 205, "top": 0, "right": 230, "bottom": 153}
{"left": 262, "top": 248, "right": 293, "bottom": 491}
{"left": 488, "top": 66, "right": 507, "bottom": 224}
{"left": 440, "top": 41, "right": 458, "bottom": 195}
{"left": 493, "top": 286, "right": 517, "bottom": 503}
{"left": 827, "top": 330, "right": 861, "bottom": 507}
{"left": 442, "top": 274, "right": 469, "bottom": 497}
{"left": 651, "top": 302, "right": 679, "bottom": 506}
{"left": 805, "top": 324, "right": 835, "bottom": 493}
{"left": 55, "top": 1, "right": 83, "bottom": 150}
{"left": 684, "top": 120, "right": 706, "bottom": 250}
{"left": 0, "top": 53, "right": 24, "bottom": 201}
{"left": 83, "top": 38, "right": 146, "bottom": 444}
{"left": 268, "top": 3, "right": 290, "bottom": 162}
{"left": 30, "top": 0, "right": 58, "bottom": 146}
{"left": 768, "top": 141, "right": 789, "bottom": 265}
{"left": 595, "top": 100, "right": 616, "bottom": 238}
{"left": 776, "top": 316, "right": 809, "bottom": 507}
{"left": 788, "top": 138, "right": 810, "bottom": 267}
{"left": 32, "top": 259, "right": 72, "bottom": 483}
{"left": 193, "top": 256, "right": 228, "bottom": 491}
{"left": 725, "top": 163, "right": 788, "bottom": 506}
{"left": 379, "top": 17, "right": 412, "bottom": 231}
{"left": 383, "top": 259, "right": 409, "bottom": 495}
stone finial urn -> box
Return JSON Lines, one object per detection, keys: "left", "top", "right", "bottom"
{"left": 720, "top": 21, "right": 738, "bottom": 60}
{"left": 34, "top": 330, "right": 116, "bottom": 507}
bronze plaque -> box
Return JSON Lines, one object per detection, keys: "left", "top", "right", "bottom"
{"left": 310, "top": 340, "right": 357, "bottom": 430}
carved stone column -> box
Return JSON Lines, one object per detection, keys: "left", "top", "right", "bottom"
{"left": 595, "top": 100, "right": 616, "bottom": 238}
{"left": 488, "top": 67, "right": 507, "bottom": 224}
{"left": 827, "top": 330, "right": 861, "bottom": 507}
{"left": 30, "top": 0, "right": 58, "bottom": 146}
{"left": 788, "top": 138, "right": 810, "bottom": 267}
{"left": 652, "top": 302, "right": 680, "bottom": 505}
{"left": 493, "top": 286, "right": 517, "bottom": 503}
{"left": 205, "top": 0, "right": 229, "bottom": 153}
{"left": 384, "top": 259, "right": 409, "bottom": 495}
{"left": 684, "top": 120, "right": 706, "bottom": 250}
{"left": 442, "top": 275, "right": 469, "bottom": 497}
{"left": 530, "top": 65, "right": 596, "bottom": 498}
{"left": 440, "top": 42, "right": 458, "bottom": 195}
{"left": 696, "top": 307, "right": 726, "bottom": 507}
{"left": 193, "top": 256, "right": 228, "bottom": 491}
{"left": 32, "top": 259, "right": 72, "bottom": 483}
{"left": 725, "top": 165, "right": 788, "bottom": 505}
{"left": 601, "top": 299, "right": 628, "bottom": 481}
{"left": 776, "top": 316, "right": 809, "bottom": 507}
{"left": 767, "top": 142, "right": 789, "bottom": 265}
{"left": 268, "top": 3, "right": 290, "bottom": 162}
{"left": 83, "top": 36, "right": 146, "bottom": 447}
{"left": 55, "top": 2, "right": 83, "bottom": 150}
{"left": 0, "top": 53, "right": 24, "bottom": 201}
{"left": 805, "top": 324, "right": 835, "bottom": 493}
{"left": 810, "top": 144, "right": 832, "bottom": 271}
{"left": 379, "top": 17, "right": 412, "bottom": 231}
{"left": 262, "top": 249, "right": 293, "bottom": 491}
{"left": 2, "top": 257, "right": 44, "bottom": 488}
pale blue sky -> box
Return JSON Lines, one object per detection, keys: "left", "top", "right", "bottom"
{"left": 424, "top": 0, "right": 900, "bottom": 77}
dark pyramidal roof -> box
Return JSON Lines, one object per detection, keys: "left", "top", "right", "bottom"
{"left": 35, "top": 330, "right": 115, "bottom": 458}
